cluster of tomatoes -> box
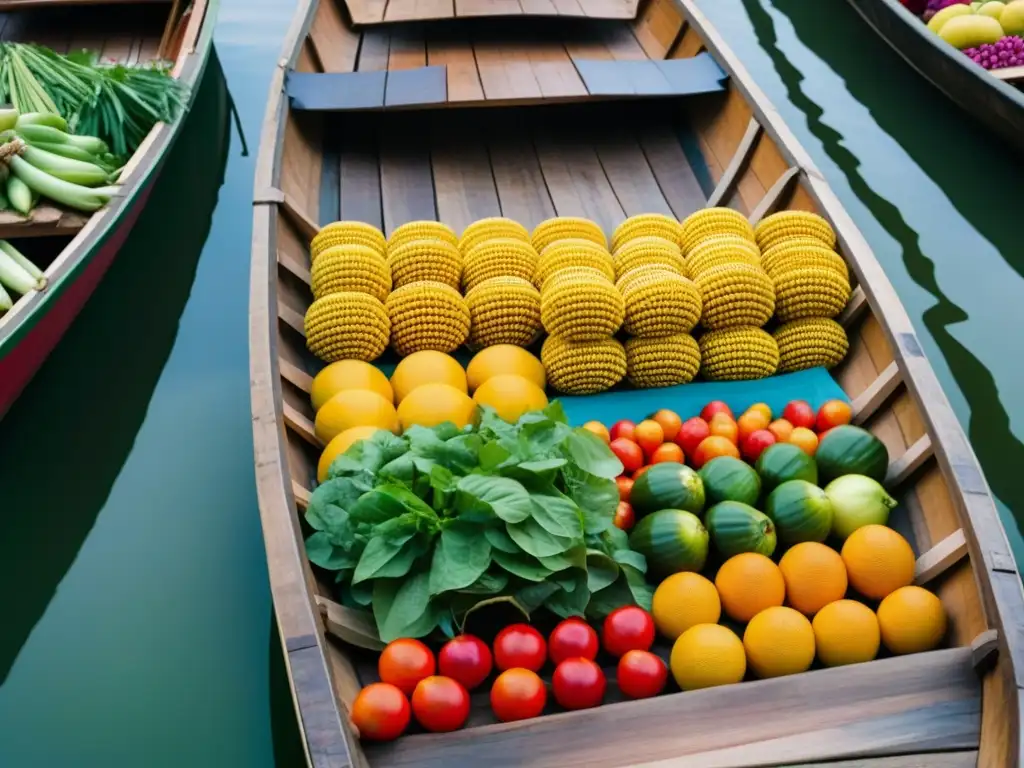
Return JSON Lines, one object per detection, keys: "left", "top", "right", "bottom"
{"left": 350, "top": 606, "right": 664, "bottom": 741}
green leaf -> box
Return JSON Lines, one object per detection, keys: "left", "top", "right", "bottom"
{"left": 545, "top": 573, "right": 591, "bottom": 619}
{"left": 460, "top": 595, "right": 530, "bottom": 630}
{"left": 565, "top": 430, "right": 623, "bottom": 478}
{"left": 530, "top": 492, "right": 584, "bottom": 539}
{"left": 519, "top": 458, "right": 567, "bottom": 473}
{"left": 349, "top": 580, "right": 373, "bottom": 607}
{"left": 613, "top": 549, "right": 647, "bottom": 574}
{"left": 478, "top": 441, "right": 512, "bottom": 471}
{"left": 623, "top": 564, "right": 654, "bottom": 611}
{"left": 379, "top": 571, "right": 433, "bottom": 642}
{"left": 484, "top": 526, "right": 520, "bottom": 554}
{"left": 455, "top": 475, "right": 532, "bottom": 524}
{"left": 428, "top": 524, "right": 492, "bottom": 595}
{"left": 586, "top": 550, "right": 620, "bottom": 593}
{"left": 305, "top": 532, "right": 358, "bottom": 571}
{"left": 369, "top": 430, "right": 410, "bottom": 462}
{"left": 374, "top": 483, "right": 436, "bottom": 518}
{"left": 492, "top": 549, "right": 553, "bottom": 582}
{"left": 506, "top": 516, "right": 574, "bottom": 558}
{"left": 456, "top": 569, "right": 508, "bottom": 595}
{"left": 584, "top": 574, "right": 635, "bottom": 620}
{"left": 429, "top": 465, "right": 455, "bottom": 493}
{"left": 305, "top": 477, "right": 364, "bottom": 535}
{"left": 516, "top": 581, "right": 560, "bottom": 613}
{"left": 349, "top": 489, "right": 409, "bottom": 526}
{"left": 429, "top": 422, "right": 463, "bottom": 441}
{"left": 352, "top": 530, "right": 417, "bottom": 584}
{"left": 518, "top": 419, "right": 572, "bottom": 459}
{"left": 537, "top": 542, "right": 587, "bottom": 572}
{"left": 543, "top": 400, "right": 568, "bottom": 423}
{"left": 378, "top": 453, "right": 415, "bottom": 484}
{"left": 562, "top": 465, "right": 618, "bottom": 535}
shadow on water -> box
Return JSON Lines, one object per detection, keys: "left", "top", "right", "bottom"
{"left": 741, "top": 0, "right": 1024, "bottom": 531}
{"left": 0, "top": 49, "right": 231, "bottom": 684}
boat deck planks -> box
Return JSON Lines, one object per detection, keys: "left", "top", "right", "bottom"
{"left": 345, "top": 0, "right": 637, "bottom": 24}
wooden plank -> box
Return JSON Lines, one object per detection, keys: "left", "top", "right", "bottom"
{"left": 971, "top": 629, "right": 999, "bottom": 671}
{"left": 284, "top": 403, "right": 320, "bottom": 448}
{"left": 786, "top": 754, "right": 978, "bottom": 768}
{"left": 631, "top": 0, "right": 684, "bottom": 59}
{"left": 279, "top": 250, "right": 312, "bottom": 286}
{"left": 359, "top": 29, "right": 391, "bottom": 72}
{"left": 748, "top": 166, "right": 799, "bottom": 223}
{"left": 456, "top": 0, "right": 521, "bottom": 16}
{"left": 309, "top": 0, "right": 361, "bottom": 73}
{"left": 886, "top": 434, "right": 935, "bottom": 489}
{"left": 383, "top": 0, "right": 453, "bottom": 20}
{"left": 552, "top": 0, "right": 585, "bottom": 14}
{"left": 839, "top": 285, "right": 869, "bottom": 328}
{"left": 345, "top": 0, "right": 386, "bottom": 23}
{"left": 637, "top": 124, "right": 706, "bottom": 219}
{"left": 593, "top": 134, "right": 673, "bottom": 218}
{"left": 384, "top": 66, "right": 447, "bottom": 107}
{"left": 0, "top": 205, "right": 88, "bottom": 238}
{"left": 280, "top": 357, "right": 314, "bottom": 393}
{"left": 428, "top": 33, "right": 485, "bottom": 102}
{"left": 525, "top": 41, "right": 587, "bottom": 98}
{"left": 430, "top": 120, "right": 502, "bottom": 235}
{"left": 487, "top": 118, "right": 556, "bottom": 229}
{"left": 474, "top": 40, "right": 542, "bottom": 100}
{"left": 378, "top": 124, "right": 437, "bottom": 235}
{"left": 387, "top": 27, "right": 426, "bottom": 69}
{"left": 581, "top": 0, "right": 634, "bottom": 18}
{"left": 851, "top": 361, "right": 900, "bottom": 425}
{"left": 599, "top": 21, "right": 647, "bottom": 59}
{"left": 316, "top": 596, "right": 385, "bottom": 651}
{"left": 287, "top": 71, "right": 387, "bottom": 111}
{"left": 916, "top": 528, "right": 969, "bottom": 585}
{"left": 292, "top": 481, "right": 311, "bottom": 510}
{"left": 707, "top": 118, "right": 762, "bottom": 207}
{"left": 339, "top": 120, "right": 384, "bottom": 231}
{"left": 279, "top": 304, "right": 307, "bottom": 337}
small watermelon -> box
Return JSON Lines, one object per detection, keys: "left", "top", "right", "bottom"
{"left": 630, "top": 462, "right": 705, "bottom": 517}
{"left": 629, "top": 508, "right": 709, "bottom": 577}
{"left": 755, "top": 442, "right": 817, "bottom": 494}
{"left": 699, "top": 456, "right": 762, "bottom": 507}
{"left": 705, "top": 501, "right": 777, "bottom": 558}
{"left": 815, "top": 425, "right": 889, "bottom": 483}
{"left": 764, "top": 479, "right": 834, "bottom": 545}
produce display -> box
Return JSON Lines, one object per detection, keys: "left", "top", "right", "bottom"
{"left": 914, "top": 0, "right": 1024, "bottom": 71}
{"left": 0, "top": 238, "right": 45, "bottom": 312}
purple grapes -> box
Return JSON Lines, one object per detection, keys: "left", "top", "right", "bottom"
{"left": 964, "top": 36, "right": 1024, "bottom": 70}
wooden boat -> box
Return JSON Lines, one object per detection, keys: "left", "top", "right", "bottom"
{"left": 0, "top": 0, "right": 218, "bottom": 418}
{"left": 249, "top": 0, "right": 1024, "bottom": 764}
{"left": 847, "top": 0, "right": 1024, "bottom": 155}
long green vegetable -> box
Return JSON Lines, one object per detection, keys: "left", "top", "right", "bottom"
{"left": 0, "top": 281, "right": 11, "bottom": 311}
{"left": 0, "top": 240, "right": 44, "bottom": 288}
{"left": 8, "top": 155, "right": 110, "bottom": 212}
{"left": 0, "top": 242, "right": 36, "bottom": 295}
{"left": 20, "top": 144, "right": 108, "bottom": 186}
{"left": 6, "top": 174, "right": 31, "bottom": 214}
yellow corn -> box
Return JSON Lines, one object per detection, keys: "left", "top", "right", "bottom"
{"left": 461, "top": 238, "right": 539, "bottom": 292}
{"left": 387, "top": 239, "right": 463, "bottom": 290}
{"left": 695, "top": 262, "right": 775, "bottom": 330}
{"left": 387, "top": 221, "right": 459, "bottom": 255}
{"left": 541, "top": 270, "right": 624, "bottom": 341}
{"left": 541, "top": 335, "right": 627, "bottom": 395}
{"left": 385, "top": 281, "right": 471, "bottom": 356}
{"left": 311, "top": 222, "right": 387, "bottom": 262}
{"left": 679, "top": 207, "right": 755, "bottom": 256}
{"left": 699, "top": 326, "right": 779, "bottom": 381}
{"left": 622, "top": 269, "right": 702, "bottom": 337}
{"left": 754, "top": 210, "right": 836, "bottom": 252}
{"left": 465, "top": 276, "right": 542, "bottom": 349}
{"left": 685, "top": 235, "right": 761, "bottom": 279}
{"left": 773, "top": 266, "right": 851, "bottom": 322}
{"left": 310, "top": 244, "right": 391, "bottom": 302}
{"left": 532, "top": 217, "right": 608, "bottom": 253}
{"left": 535, "top": 240, "right": 615, "bottom": 288}
{"left": 459, "top": 217, "right": 531, "bottom": 255}
{"left": 611, "top": 214, "right": 683, "bottom": 253}
{"left": 761, "top": 243, "right": 849, "bottom": 282}
{"left": 304, "top": 291, "right": 390, "bottom": 363}
{"left": 625, "top": 333, "right": 700, "bottom": 388}
{"left": 612, "top": 236, "right": 687, "bottom": 280}
{"left": 774, "top": 318, "right": 849, "bottom": 372}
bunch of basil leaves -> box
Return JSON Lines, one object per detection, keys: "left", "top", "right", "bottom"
{"left": 304, "top": 403, "right": 652, "bottom": 645}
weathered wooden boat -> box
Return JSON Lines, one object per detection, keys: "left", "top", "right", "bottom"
{"left": 0, "top": 0, "right": 218, "bottom": 418}
{"left": 249, "top": 0, "right": 1024, "bottom": 764}
{"left": 847, "top": 0, "right": 1024, "bottom": 155}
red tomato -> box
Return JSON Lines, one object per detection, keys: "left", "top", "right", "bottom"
{"left": 741, "top": 429, "right": 776, "bottom": 462}
{"left": 783, "top": 400, "right": 816, "bottom": 430}
{"left": 816, "top": 400, "right": 852, "bottom": 432}
{"left": 737, "top": 409, "right": 770, "bottom": 443}
{"left": 617, "top": 650, "right": 668, "bottom": 699}
{"left": 633, "top": 465, "right": 652, "bottom": 480}
{"left": 613, "top": 501, "right": 635, "bottom": 531}
{"left": 582, "top": 421, "right": 610, "bottom": 444}
{"left": 675, "top": 417, "right": 710, "bottom": 458}
{"left": 493, "top": 624, "right": 546, "bottom": 672}
{"left": 378, "top": 638, "right": 436, "bottom": 695}
{"left": 602, "top": 606, "right": 655, "bottom": 657}
{"left": 490, "top": 668, "right": 547, "bottom": 722}
{"left": 615, "top": 475, "right": 634, "bottom": 502}
{"left": 548, "top": 619, "right": 599, "bottom": 665}
{"left": 438, "top": 635, "right": 493, "bottom": 691}
{"left": 651, "top": 409, "right": 682, "bottom": 441}
{"left": 609, "top": 420, "right": 636, "bottom": 442}
{"left": 552, "top": 658, "right": 606, "bottom": 710}
{"left": 691, "top": 435, "right": 740, "bottom": 468}
{"left": 767, "top": 418, "right": 794, "bottom": 443}
{"left": 650, "top": 442, "right": 684, "bottom": 464}
{"left": 609, "top": 438, "right": 645, "bottom": 474}
{"left": 708, "top": 413, "right": 739, "bottom": 445}
{"left": 411, "top": 676, "right": 470, "bottom": 732}
{"left": 789, "top": 426, "right": 819, "bottom": 456}
{"left": 351, "top": 683, "right": 410, "bottom": 741}
{"left": 700, "top": 401, "right": 734, "bottom": 422}
{"left": 634, "top": 419, "right": 665, "bottom": 459}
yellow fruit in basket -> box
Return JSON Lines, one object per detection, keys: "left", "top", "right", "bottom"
{"left": 458, "top": 217, "right": 530, "bottom": 255}
{"left": 386, "top": 281, "right": 471, "bottom": 356}
{"left": 535, "top": 239, "right": 615, "bottom": 288}
{"left": 315, "top": 389, "right": 400, "bottom": 443}
{"left": 311, "top": 221, "right": 386, "bottom": 262}
{"left": 465, "top": 276, "right": 542, "bottom": 349}
{"left": 390, "top": 350, "right": 468, "bottom": 404}
{"left": 625, "top": 333, "right": 701, "bottom": 388}
{"left": 304, "top": 292, "right": 391, "bottom": 363}
{"left": 715, "top": 552, "right": 785, "bottom": 623}
{"left": 311, "top": 360, "right": 394, "bottom": 412}
{"left": 679, "top": 207, "right": 755, "bottom": 255}
{"left": 531, "top": 216, "right": 607, "bottom": 253}
{"left": 387, "top": 220, "right": 458, "bottom": 254}
{"left": 397, "top": 382, "right": 478, "bottom": 431}
{"left": 939, "top": 14, "right": 1003, "bottom": 49}
{"left": 670, "top": 624, "right": 746, "bottom": 691}
{"left": 773, "top": 266, "right": 850, "bottom": 323}
{"left": 540, "top": 269, "right": 624, "bottom": 341}
{"left": 774, "top": 318, "right": 849, "bottom": 373}
{"left": 812, "top": 599, "right": 880, "bottom": 667}
{"left": 754, "top": 211, "right": 836, "bottom": 252}
{"left": 462, "top": 238, "right": 539, "bottom": 292}
{"left": 877, "top": 586, "right": 947, "bottom": 655}
{"left": 622, "top": 269, "right": 702, "bottom": 337}
{"left": 760, "top": 242, "right": 848, "bottom": 282}
{"left": 653, "top": 572, "right": 721, "bottom": 641}
{"left": 466, "top": 345, "right": 546, "bottom": 393}
{"left": 611, "top": 213, "right": 682, "bottom": 252}
{"left": 541, "top": 335, "right": 627, "bottom": 395}
{"left": 696, "top": 262, "right": 775, "bottom": 330}
{"left": 927, "top": 2, "right": 971, "bottom": 31}
{"left": 387, "top": 239, "right": 463, "bottom": 290}
{"left": 310, "top": 244, "right": 391, "bottom": 302}
{"left": 743, "top": 606, "right": 816, "bottom": 679}
{"left": 612, "top": 236, "right": 686, "bottom": 280}
{"left": 318, "top": 426, "right": 383, "bottom": 482}
{"left": 473, "top": 374, "right": 548, "bottom": 422}
{"left": 699, "top": 327, "right": 780, "bottom": 381}
{"left": 1003, "top": 1, "right": 1024, "bottom": 36}
{"left": 779, "top": 542, "right": 848, "bottom": 616}
{"left": 841, "top": 524, "right": 915, "bottom": 600}
{"left": 685, "top": 235, "right": 761, "bottom": 279}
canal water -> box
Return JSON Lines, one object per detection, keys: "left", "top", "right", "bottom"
{"left": 0, "top": 0, "right": 1021, "bottom": 765}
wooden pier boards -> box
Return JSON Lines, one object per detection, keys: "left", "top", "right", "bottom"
{"left": 345, "top": 0, "right": 639, "bottom": 24}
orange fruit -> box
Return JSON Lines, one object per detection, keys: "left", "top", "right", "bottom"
{"left": 397, "top": 383, "right": 477, "bottom": 431}
{"left": 583, "top": 421, "right": 610, "bottom": 443}
{"left": 841, "top": 525, "right": 915, "bottom": 600}
{"left": 708, "top": 413, "right": 739, "bottom": 444}
{"left": 634, "top": 419, "right": 665, "bottom": 458}
{"left": 715, "top": 553, "right": 786, "bottom": 623}
{"left": 472, "top": 374, "right": 548, "bottom": 423}
{"left": 779, "top": 542, "right": 848, "bottom": 616}
{"left": 650, "top": 442, "right": 684, "bottom": 464}
{"left": 311, "top": 360, "right": 394, "bottom": 412}
{"left": 747, "top": 402, "right": 772, "bottom": 422}
{"left": 767, "top": 418, "right": 794, "bottom": 443}
{"left": 692, "top": 435, "right": 741, "bottom": 468}
{"left": 314, "top": 389, "right": 400, "bottom": 443}
{"left": 877, "top": 586, "right": 947, "bottom": 655}
{"left": 812, "top": 599, "right": 880, "bottom": 667}
{"left": 652, "top": 409, "right": 682, "bottom": 441}
{"left": 391, "top": 350, "right": 468, "bottom": 404}
{"left": 670, "top": 624, "right": 746, "bottom": 691}
{"left": 737, "top": 409, "right": 770, "bottom": 443}
{"left": 815, "top": 400, "right": 852, "bottom": 432}
{"left": 465, "top": 344, "right": 545, "bottom": 393}
{"left": 743, "top": 606, "right": 815, "bottom": 678}
{"left": 318, "top": 426, "right": 383, "bottom": 482}
{"left": 652, "top": 572, "right": 721, "bottom": 640}
{"left": 788, "top": 426, "right": 819, "bottom": 456}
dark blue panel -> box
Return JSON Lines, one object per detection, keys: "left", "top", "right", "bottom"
{"left": 384, "top": 66, "right": 448, "bottom": 107}
{"left": 573, "top": 59, "right": 636, "bottom": 96}
{"left": 574, "top": 52, "right": 728, "bottom": 99}
{"left": 287, "top": 71, "right": 387, "bottom": 111}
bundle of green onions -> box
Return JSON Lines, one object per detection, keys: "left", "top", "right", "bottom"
{"left": 0, "top": 238, "right": 45, "bottom": 313}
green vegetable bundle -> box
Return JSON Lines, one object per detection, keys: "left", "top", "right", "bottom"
{"left": 305, "top": 403, "right": 652, "bottom": 646}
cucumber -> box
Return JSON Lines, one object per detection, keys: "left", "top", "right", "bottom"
{"left": 755, "top": 442, "right": 817, "bottom": 494}
{"left": 815, "top": 425, "right": 889, "bottom": 483}
{"left": 699, "top": 456, "right": 761, "bottom": 507}
{"left": 764, "top": 480, "right": 834, "bottom": 545}
{"left": 630, "top": 462, "right": 705, "bottom": 517}
{"left": 706, "top": 501, "right": 777, "bottom": 558}
{"left": 629, "top": 508, "right": 709, "bottom": 577}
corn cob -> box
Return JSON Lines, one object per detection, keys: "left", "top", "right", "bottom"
{"left": 388, "top": 239, "right": 463, "bottom": 290}
{"left": 465, "top": 276, "right": 542, "bottom": 349}
{"left": 387, "top": 221, "right": 459, "bottom": 255}
{"left": 310, "top": 244, "right": 391, "bottom": 302}
{"left": 304, "top": 291, "right": 390, "bottom": 362}
{"left": 541, "top": 270, "right": 624, "bottom": 341}
{"left": 535, "top": 239, "right": 615, "bottom": 289}
{"left": 774, "top": 318, "right": 849, "bottom": 372}
{"left": 541, "top": 335, "right": 627, "bottom": 395}
{"left": 621, "top": 269, "right": 702, "bottom": 337}
{"left": 695, "top": 262, "right": 775, "bottom": 330}
{"left": 459, "top": 217, "right": 531, "bottom": 255}
{"left": 679, "top": 207, "right": 755, "bottom": 256}
{"left": 685, "top": 235, "right": 761, "bottom": 279}
{"left": 461, "top": 237, "right": 539, "bottom": 292}
{"left": 699, "top": 327, "right": 779, "bottom": 381}
{"left": 531, "top": 217, "right": 607, "bottom": 253}
{"left": 625, "top": 333, "right": 701, "bottom": 388}
{"left": 754, "top": 210, "right": 836, "bottom": 252}
{"left": 310, "top": 222, "right": 387, "bottom": 262}
{"left": 773, "top": 266, "right": 851, "bottom": 322}
{"left": 761, "top": 242, "right": 849, "bottom": 281}
{"left": 385, "top": 281, "right": 471, "bottom": 356}
{"left": 611, "top": 213, "right": 682, "bottom": 253}
{"left": 612, "top": 236, "right": 687, "bottom": 280}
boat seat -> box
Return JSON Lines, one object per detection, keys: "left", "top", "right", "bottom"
{"left": 0, "top": 0, "right": 169, "bottom": 8}
{"left": 344, "top": 0, "right": 640, "bottom": 25}
{"left": 0, "top": 205, "right": 89, "bottom": 239}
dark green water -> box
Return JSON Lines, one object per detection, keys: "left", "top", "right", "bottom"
{"left": 0, "top": 0, "right": 1022, "bottom": 764}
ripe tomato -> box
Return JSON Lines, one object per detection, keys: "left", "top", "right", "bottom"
{"left": 633, "top": 465, "right": 652, "bottom": 480}
{"left": 789, "top": 426, "right": 819, "bottom": 456}
{"left": 552, "top": 658, "right": 606, "bottom": 710}
{"left": 379, "top": 638, "right": 436, "bottom": 695}
{"left": 741, "top": 429, "right": 776, "bottom": 462}
{"left": 493, "top": 624, "right": 546, "bottom": 672}
{"left": 615, "top": 475, "right": 634, "bottom": 502}
{"left": 651, "top": 409, "right": 682, "bottom": 441}
{"left": 602, "top": 605, "right": 655, "bottom": 657}
{"left": 609, "top": 438, "right": 645, "bottom": 474}
{"left": 634, "top": 419, "right": 665, "bottom": 459}
{"left": 650, "top": 442, "right": 684, "bottom": 464}
{"left": 609, "top": 420, "right": 636, "bottom": 441}
{"left": 700, "top": 400, "right": 734, "bottom": 422}
{"left": 691, "top": 435, "right": 740, "bottom": 468}
{"left": 582, "top": 420, "right": 610, "bottom": 443}
{"left": 613, "top": 501, "right": 635, "bottom": 531}
{"left": 675, "top": 417, "right": 710, "bottom": 458}
{"left": 351, "top": 682, "right": 410, "bottom": 741}
{"left": 548, "top": 619, "right": 599, "bottom": 664}
{"left": 747, "top": 402, "right": 772, "bottom": 422}
{"left": 617, "top": 650, "right": 668, "bottom": 699}
{"left": 490, "top": 668, "right": 547, "bottom": 722}
{"left": 708, "top": 413, "right": 739, "bottom": 445}
{"left": 737, "top": 409, "right": 770, "bottom": 443}
{"left": 767, "top": 418, "right": 794, "bottom": 443}
{"left": 438, "top": 634, "right": 493, "bottom": 691}
{"left": 783, "top": 400, "right": 815, "bottom": 430}
{"left": 411, "top": 676, "right": 470, "bottom": 732}
{"left": 816, "top": 400, "right": 852, "bottom": 432}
